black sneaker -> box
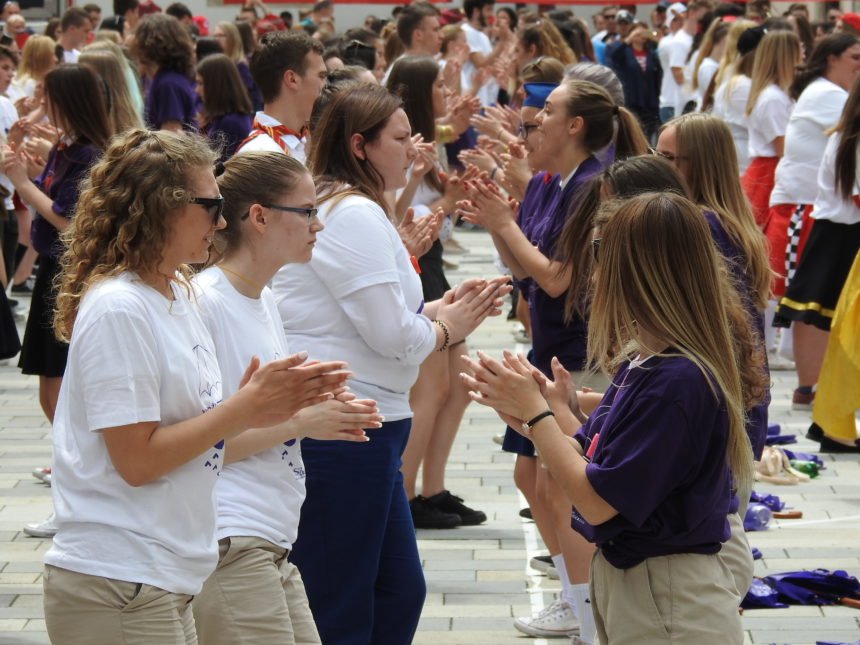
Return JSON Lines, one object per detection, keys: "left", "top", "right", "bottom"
{"left": 425, "top": 490, "right": 487, "bottom": 526}
{"left": 519, "top": 507, "right": 533, "bottom": 520}
{"left": 10, "top": 281, "right": 32, "bottom": 294}
{"left": 410, "top": 496, "right": 462, "bottom": 529}
{"left": 806, "top": 423, "right": 824, "bottom": 442}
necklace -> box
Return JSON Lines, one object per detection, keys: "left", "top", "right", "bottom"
{"left": 219, "top": 265, "right": 264, "bottom": 293}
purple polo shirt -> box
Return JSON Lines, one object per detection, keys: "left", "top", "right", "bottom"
{"left": 30, "top": 140, "right": 100, "bottom": 259}
{"left": 571, "top": 355, "right": 733, "bottom": 569}
{"left": 205, "top": 112, "right": 253, "bottom": 162}
{"left": 526, "top": 155, "right": 602, "bottom": 375}
{"left": 514, "top": 171, "right": 557, "bottom": 298}
{"left": 145, "top": 69, "right": 197, "bottom": 131}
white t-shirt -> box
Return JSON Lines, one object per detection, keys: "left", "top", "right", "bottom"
{"left": 461, "top": 22, "right": 499, "bottom": 107}
{"left": 657, "top": 31, "right": 676, "bottom": 109}
{"left": 237, "top": 111, "right": 306, "bottom": 164}
{"left": 194, "top": 267, "right": 306, "bottom": 549}
{"left": 746, "top": 83, "right": 793, "bottom": 158}
{"left": 695, "top": 57, "right": 719, "bottom": 108}
{"left": 272, "top": 193, "right": 435, "bottom": 419}
{"left": 669, "top": 30, "right": 693, "bottom": 114}
{"left": 713, "top": 76, "right": 752, "bottom": 173}
{"left": 771, "top": 77, "right": 848, "bottom": 206}
{"left": 0, "top": 96, "right": 17, "bottom": 210}
{"left": 63, "top": 49, "right": 79, "bottom": 63}
{"left": 45, "top": 273, "right": 224, "bottom": 596}
{"left": 810, "top": 133, "right": 860, "bottom": 225}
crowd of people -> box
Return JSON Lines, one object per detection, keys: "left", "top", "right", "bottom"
{"left": 0, "top": 0, "right": 857, "bottom": 643}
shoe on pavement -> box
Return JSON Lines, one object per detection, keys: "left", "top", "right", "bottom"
{"left": 493, "top": 433, "right": 505, "bottom": 446}
{"left": 529, "top": 554, "right": 553, "bottom": 573}
{"left": 32, "top": 466, "right": 51, "bottom": 482}
{"left": 768, "top": 350, "right": 795, "bottom": 371}
{"left": 425, "top": 490, "right": 487, "bottom": 525}
{"left": 514, "top": 599, "right": 580, "bottom": 638}
{"left": 23, "top": 514, "right": 57, "bottom": 538}
{"left": 519, "top": 507, "right": 533, "bottom": 520}
{"left": 410, "top": 495, "right": 462, "bottom": 529}
{"left": 10, "top": 280, "right": 33, "bottom": 294}
{"left": 791, "top": 387, "right": 815, "bottom": 411}
{"left": 442, "top": 237, "right": 467, "bottom": 254}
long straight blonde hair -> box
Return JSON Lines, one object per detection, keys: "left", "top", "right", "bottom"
{"left": 712, "top": 19, "right": 756, "bottom": 90}
{"left": 692, "top": 20, "right": 729, "bottom": 92}
{"left": 745, "top": 30, "right": 801, "bottom": 115}
{"left": 79, "top": 47, "right": 145, "bottom": 134}
{"left": 588, "top": 193, "right": 758, "bottom": 495}
{"left": 667, "top": 112, "right": 772, "bottom": 308}
{"left": 217, "top": 21, "right": 246, "bottom": 63}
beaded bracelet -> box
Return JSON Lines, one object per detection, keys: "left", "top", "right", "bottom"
{"left": 433, "top": 319, "right": 451, "bottom": 352}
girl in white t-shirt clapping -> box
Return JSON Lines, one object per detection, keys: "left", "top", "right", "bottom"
{"left": 43, "top": 129, "right": 350, "bottom": 645}
{"left": 192, "top": 151, "right": 384, "bottom": 645}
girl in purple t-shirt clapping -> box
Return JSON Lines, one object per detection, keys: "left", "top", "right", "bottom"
{"left": 462, "top": 192, "right": 767, "bottom": 645}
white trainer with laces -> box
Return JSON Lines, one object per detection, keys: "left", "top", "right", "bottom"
{"left": 514, "top": 599, "right": 580, "bottom": 638}
{"left": 23, "top": 513, "right": 58, "bottom": 538}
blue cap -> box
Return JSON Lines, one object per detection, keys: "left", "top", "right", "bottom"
{"left": 523, "top": 82, "right": 558, "bottom": 109}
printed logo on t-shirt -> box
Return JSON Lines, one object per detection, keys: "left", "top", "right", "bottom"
{"left": 193, "top": 344, "right": 222, "bottom": 412}
{"left": 204, "top": 439, "right": 224, "bottom": 473}
{"left": 281, "top": 438, "right": 306, "bottom": 481}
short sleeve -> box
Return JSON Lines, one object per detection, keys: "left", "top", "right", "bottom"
{"left": 754, "top": 90, "right": 792, "bottom": 142}
{"left": 585, "top": 398, "right": 697, "bottom": 527}
{"left": 313, "top": 200, "right": 403, "bottom": 298}
{"left": 76, "top": 308, "right": 162, "bottom": 431}
{"left": 463, "top": 25, "right": 487, "bottom": 54}
{"left": 668, "top": 38, "right": 689, "bottom": 68}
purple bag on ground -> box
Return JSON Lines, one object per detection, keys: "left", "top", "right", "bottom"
{"left": 750, "top": 491, "right": 786, "bottom": 512}
{"left": 765, "top": 434, "right": 798, "bottom": 445}
{"left": 766, "top": 569, "right": 860, "bottom": 606}
{"left": 742, "top": 578, "right": 787, "bottom": 609}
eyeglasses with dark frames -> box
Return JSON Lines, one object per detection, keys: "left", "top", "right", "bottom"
{"left": 648, "top": 147, "right": 682, "bottom": 163}
{"left": 241, "top": 204, "right": 319, "bottom": 222}
{"left": 518, "top": 123, "right": 539, "bottom": 139}
{"left": 190, "top": 196, "right": 225, "bottom": 225}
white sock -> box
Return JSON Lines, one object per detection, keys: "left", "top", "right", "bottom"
{"left": 551, "top": 554, "right": 575, "bottom": 611}
{"left": 765, "top": 300, "right": 778, "bottom": 351}
{"left": 571, "top": 583, "right": 596, "bottom": 644}
{"left": 778, "top": 324, "right": 794, "bottom": 361}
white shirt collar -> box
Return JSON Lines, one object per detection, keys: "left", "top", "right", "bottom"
{"left": 559, "top": 165, "right": 579, "bottom": 189}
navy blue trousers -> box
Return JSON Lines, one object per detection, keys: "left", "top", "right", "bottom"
{"left": 290, "top": 418, "right": 426, "bottom": 645}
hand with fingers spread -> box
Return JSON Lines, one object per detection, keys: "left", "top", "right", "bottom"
{"left": 235, "top": 352, "right": 352, "bottom": 429}
{"left": 435, "top": 279, "right": 512, "bottom": 344}
{"left": 458, "top": 147, "right": 498, "bottom": 175}
{"left": 398, "top": 207, "right": 443, "bottom": 258}
{"left": 458, "top": 179, "right": 516, "bottom": 232}
{"left": 460, "top": 349, "right": 549, "bottom": 429}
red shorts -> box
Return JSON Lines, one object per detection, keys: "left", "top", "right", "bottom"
{"left": 741, "top": 156, "right": 779, "bottom": 228}
{"left": 764, "top": 203, "right": 814, "bottom": 297}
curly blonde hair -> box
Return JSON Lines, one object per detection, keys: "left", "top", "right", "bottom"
{"left": 54, "top": 129, "right": 217, "bottom": 341}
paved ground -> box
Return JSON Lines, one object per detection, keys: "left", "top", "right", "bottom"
{"left": 0, "top": 228, "right": 858, "bottom": 644}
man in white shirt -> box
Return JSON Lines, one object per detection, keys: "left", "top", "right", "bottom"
{"left": 56, "top": 7, "right": 92, "bottom": 63}
{"left": 460, "top": 0, "right": 502, "bottom": 107}
{"left": 657, "top": 2, "right": 686, "bottom": 123}
{"left": 671, "top": 0, "right": 712, "bottom": 116}
{"left": 381, "top": 2, "right": 441, "bottom": 84}
{"left": 238, "top": 31, "right": 328, "bottom": 164}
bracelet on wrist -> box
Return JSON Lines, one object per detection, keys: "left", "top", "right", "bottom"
{"left": 490, "top": 166, "right": 499, "bottom": 181}
{"left": 433, "top": 319, "right": 451, "bottom": 352}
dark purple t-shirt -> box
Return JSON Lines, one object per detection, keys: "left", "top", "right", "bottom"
{"left": 145, "top": 69, "right": 197, "bottom": 131}
{"left": 571, "top": 355, "right": 733, "bottom": 569}
{"left": 526, "top": 156, "right": 602, "bottom": 375}
{"left": 205, "top": 112, "right": 253, "bottom": 162}
{"left": 30, "top": 140, "right": 100, "bottom": 259}
{"left": 236, "top": 61, "right": 262, "bottom": 113}
{"left": 514, "top": 171, "right": 556, "bottom": 297}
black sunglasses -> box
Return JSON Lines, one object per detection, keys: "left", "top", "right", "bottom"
{"left": 591, "top": 238, "right": 601, "bottom": 261}
{"left": 241, "top": 204, "right": 319, "bottom": 222}
{"left": 190, "top": 196, "right": 225, "bottom": 225}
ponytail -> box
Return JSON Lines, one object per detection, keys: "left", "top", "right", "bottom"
{"left": 614, "top": 106, "right": 650, "bottom": 159}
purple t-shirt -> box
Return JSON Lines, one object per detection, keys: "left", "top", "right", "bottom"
{"left": 236, "top": 61, "right": 262, "bottom": 112}
{"left": 526, "top": 156, "right": 602, "bottom": 374}
{"left": 514, "top": 171, "right": 556, "bottom": 297}
{"left": 145, "top": 69, "right": 197, "bottom": 131}
{"left": 704, "top": 211, "right": 769, "bottom": 461}
{"left": 205, "top": 112, "right": 253, "bottom": 162}
{"left": 30, "top": 140, "right": 100, "bottom": 259}
{"left": 571, "top": 355, "right": 733, "bottom": 569}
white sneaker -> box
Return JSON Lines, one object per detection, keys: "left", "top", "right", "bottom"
{"left": 493, "top": 433, "right": 505, "bottom": 446}
{"left": 32, "top": 466, "right": 51, "bottom": 482}
{"left": 23, "top": 514, "right": 57, "bottom": 538}
{"left": 514, "top": 599, "right": 580, "bottom": 638}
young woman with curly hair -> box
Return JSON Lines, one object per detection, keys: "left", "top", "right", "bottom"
{"left": 132, "top": 13, "right": 197, "bottom": 131}
{"left": 41, "top": 129, "right": 348, "bottom": 644}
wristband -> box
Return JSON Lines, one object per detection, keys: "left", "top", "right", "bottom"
{"left": 522, "top": 410, "right": 554, "bottom": 435}
{"left": 433, "top": 319, "right": 451, "bottom": 351}
{"left": 490, "top": 166, "right": 499, "bottom": 181}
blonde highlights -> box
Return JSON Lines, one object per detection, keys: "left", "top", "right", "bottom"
{"left": 668, "top": 112, "right": 772, "bottom": 308}
{"left": 54, "top": 129, "right": 218, "bottom": 341}
{"left": 588, "top": 193, "right": 759, "bottom": 495}
{"left": 745, "top": 30, "right": 801, "bottom": 115}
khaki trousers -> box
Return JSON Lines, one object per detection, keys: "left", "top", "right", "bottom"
{"left": 43, "top": 564, "right": 196, "bottom": 645}
{"left": 589, "top": 548, "right": 743, "bottom": 645}
{"left": 192, "top": 536, "right": 321, "bottom": 645}
{"left": 719, "top": 512, "right": 755, "bottom": 600}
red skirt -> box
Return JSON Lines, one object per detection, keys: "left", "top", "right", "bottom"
{"left": 741, "top": 156, "right": 779, "bottom": 228}
{"left": 764, "top": 203, "right": 814, "bottom": 297}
